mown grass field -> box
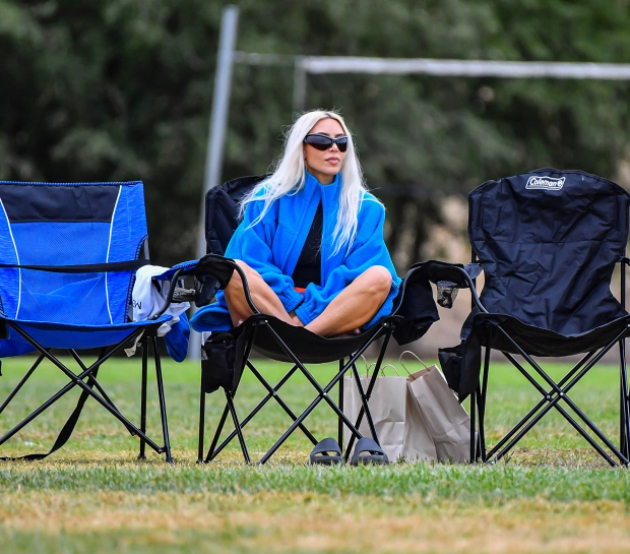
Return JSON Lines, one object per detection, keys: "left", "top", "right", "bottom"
{"left": 0, "top": 355, "right": 629, "bottom": 553}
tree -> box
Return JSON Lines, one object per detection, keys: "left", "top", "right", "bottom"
{"left": 2, "top": 0, "right": 630, "bottom": 267}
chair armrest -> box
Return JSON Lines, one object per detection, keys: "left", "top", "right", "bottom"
{"left": 150, "top": 267, "right": 185, "bottom": 320}
{"left": 182, "top": 254, "right": 261, "bottom": 313}
{"left": 404, "top": 260, "right": 488, "bottom": 313}
{"left": 391, "top": 259, "right": 489, "bottom": 346}
{"left": 408, "top": 260, "right": 480, "bottom": 287}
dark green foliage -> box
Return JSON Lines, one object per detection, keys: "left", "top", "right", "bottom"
{"left": 1, "top": 0, "right": 630, "bottom": 264}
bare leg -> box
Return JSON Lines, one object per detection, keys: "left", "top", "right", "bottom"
{"left": 224, "top": 260, "right": 301, "bottom": 326}
{"left": 305, "top": 266, "right": 393, "bottom": 337}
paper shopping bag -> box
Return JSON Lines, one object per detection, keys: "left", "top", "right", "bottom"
{"left": 343, "top": 369, "right": 407, "bottom": 462}
{"left": 401, "top": 382, "right": 438, "bottom": 462}
{"left": 402, "top": 353, "right": 470, "bottom": 463}
{"left": 343, "top": 364, "right": 437, "bottom": 463}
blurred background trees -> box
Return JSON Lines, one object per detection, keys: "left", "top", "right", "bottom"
{"left": 2, "top": 0, "right": 630, "bottom": 268}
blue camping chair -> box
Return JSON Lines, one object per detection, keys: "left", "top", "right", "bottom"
{"left": 0, "top": 181, "right": 189, "bottom": 462}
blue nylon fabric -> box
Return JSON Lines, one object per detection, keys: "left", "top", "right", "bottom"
{"left": 12, "top": 222, "right": 111, "bottom": 324}
{"left": 154, "top": 260, "right": 199, "bottom": 280}
{"left": 0, "top": 201, "right": 19, "bottom": 318}
{"left": 164, "top": 312, "right": 190, "bottom": 362}
{"left": 0, "top": 340, "right": 35, "bottom": 357}
{"left": 1, "top": 314, "right": 172, "bottom": 350}
{"left": 107, "top": 182, "right": 148, "bottom": 323}
{"left": 0, "top": 181, "right": 188, "bottom": 360}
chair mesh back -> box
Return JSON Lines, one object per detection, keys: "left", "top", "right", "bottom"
{"left": 0, "top": 182, "right": 148, "bottom": 325}
{"left": 204, "top": 175, "right": 267, "bottom": 255}
{"left": 469, "top": 169, "right": 630, "bottom": 334}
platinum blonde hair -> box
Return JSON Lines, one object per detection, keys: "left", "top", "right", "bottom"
{"left": 240, "top": 110, "right": 369, "bottom": 255}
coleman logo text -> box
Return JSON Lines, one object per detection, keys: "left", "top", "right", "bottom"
{"left": 526, "top": 176, "right": 566, "bottom": 190}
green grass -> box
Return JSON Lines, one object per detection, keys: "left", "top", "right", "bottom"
{"left": 0, "top": 355, "right": 629, "bottom": 553}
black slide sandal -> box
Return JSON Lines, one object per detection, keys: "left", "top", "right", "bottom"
{"left": 350, "top": 437, "right": 389, "bottom": 466}
{"left": 309, "top": 437, "right": 344, "bottom": 465}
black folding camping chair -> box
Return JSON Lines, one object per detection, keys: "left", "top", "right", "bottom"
{"left": 425, "top": 169, "right": 630, "bottom": 466}
{"left": 169, "top": 175, "right": 440, "bottom": 465}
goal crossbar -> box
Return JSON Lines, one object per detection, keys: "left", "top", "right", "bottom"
{"left": 234, "top": 52, "right": 630, "bottom": 80}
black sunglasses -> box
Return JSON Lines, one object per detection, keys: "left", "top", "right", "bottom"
{"left": 303, "top": 133, "right": 349, "bottom": 152}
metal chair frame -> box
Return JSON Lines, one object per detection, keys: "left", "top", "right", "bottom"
{"left": 468, "top": 256, "right": 630, "bottom": 467}
{"left": 196, "top": 261, "right": 397, "bottom": 465}
{"left": 0, "top": 324, "right": 173, "bottom": 462}
{"left": 199, "top": 320, "right": 395, "bottom": 465}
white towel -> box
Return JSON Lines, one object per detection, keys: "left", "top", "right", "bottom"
{"left": 125, "top": 265, "right": 190, "bottom": 356}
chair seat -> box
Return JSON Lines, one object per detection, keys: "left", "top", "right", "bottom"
{"left": 472, "top": 312, "right": 630, "bottom": 358}
{"left": 245, "top": 313, "right": 400, "bottom": 364}
{"left": 0, "top": 314, "right": 171, "bottom": 351}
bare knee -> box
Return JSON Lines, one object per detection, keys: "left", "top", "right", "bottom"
{"left": 362, "top": 266, "right": 393, "bottom": 298}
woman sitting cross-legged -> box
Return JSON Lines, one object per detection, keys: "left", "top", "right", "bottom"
{"left": 191, "top": 110, "right": 401, "bottom": 337}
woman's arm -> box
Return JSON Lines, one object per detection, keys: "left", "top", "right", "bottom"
{"left": 225, "top": 200, "right": 305, "bottom": 314}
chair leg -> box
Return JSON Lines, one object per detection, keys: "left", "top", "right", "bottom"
{"left": 246, "top": 363, "right": 318, "bottom": 445}
{"left": 263, "top": 322, "right": 384, "bottom": 440}
{"left": 139, "top": 336, "right": 148, "bottom": 460}
{"left": 344, "top": 329, "right": 393, "bottom": 460}
{"left": 258, "top": 351, "right": 373, "bottom": 465}
{"left": 477, "top": 346, "right": 491, "bottom": 462}
{"left": 338, "top": 359, "right": 344, "bottom": 450}
{"left": 0, "top": 354, "right": 45, "bottom": 416}
{"left": 6, "top": 325, "right": 166, "bottom": 453}
{"left": 207, "top": 321, "right": 392, "bottom": 465}
{"left": 480, "top": 327, "right": 629, "bottom": 467}
{"left": 470, "top": 387, "right": 477, "bottom": 463}
{"left": 69, "top": 349, "right": 124, "bottom": 418}
{"left": 620, "top": 337, "right": 630, "bottom": 460}
{"left": 492, "top": 352, "right": 617, "bottom": 466}
{"left": 497, "top": 326, "right": 628, "bottom": 466}
{"left": 152, "top": 335, "right": 173, "bottom": 463}
{"left": 621, "top": 383, "right": 627, "bottom": 460}
{"left": 351, "top": 361, "right": 379, "bottom": 443}
{"left": 198, "top": 378, "right": 206, "bottom": 464}
{"left": 485, "top": 350, "right": 595, "bottom": 462}
{"left": 0, "top": 326, "right": 173, "bottom": 460}
{"left": 0, "top": 350, "right": 112, "bottom": 450}
{"left": 226, "top": 391, "right": 250, "bottom": 464}
{"left": 621, "top": 260, "right": 630, "bottom": 461}
{"left": 207, "top": 363, "right": 319, "bottom": 463}
{"left": 205, "top": 403, "right": 230, "bottom": 463}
